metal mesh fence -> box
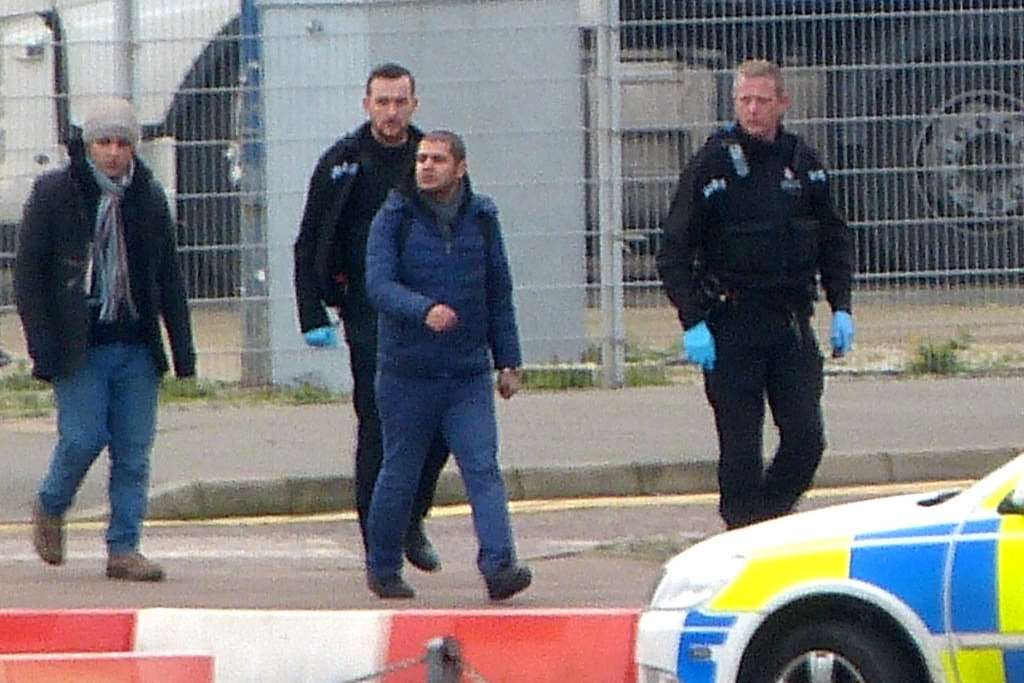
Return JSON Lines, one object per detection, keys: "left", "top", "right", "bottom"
{"left": 0, "top": 0, "right": 1021, "bottom": 385}
{"left": 614, "top": 0, "right": 1024, "bottom": 290}
{"left": 605, "top": 0, "right": 1024, "bottom": 372}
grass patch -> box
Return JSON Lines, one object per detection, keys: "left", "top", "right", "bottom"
{"left": 0, "top": 364, "right": 53, "bottom": 418}
{"left": 274, "top": 382, "right": 339, "bottom": 405}
{"left": 522, "top": 365, "right": 596, "bottom": 390}
{"left": 906, "top": 331, "right": 972, "bottom": 375}
{"left": 1, "top": 358, "right": 665, "bottom": 419}
{"left": 522, "top": 358, "right": 670, "bottom": 391}
{"left": 625, "top": 362, "right": 670, "bottom": 387}
{"left": 0, "top": 363, "right": 45, "bottom": 392}
{"left": 525, "top": 340, "right": 674, "bottom": 390}
{"left": 0, "top": 390, "right": 53, "bottom": 418}
{"left": 159, "top": 377, "right": 345, "bottom": 407}
{"left": 159, "top": 377, "right": 229, "bottom": 402}
{"left": 0, "top": 370, "right": 346, "bottom": 420}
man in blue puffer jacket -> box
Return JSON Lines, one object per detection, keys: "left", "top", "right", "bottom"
{"left": 364, "top": 130, "right": 531, "bottom": 601}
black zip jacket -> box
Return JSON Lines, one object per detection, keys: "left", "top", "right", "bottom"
{"left": 293, "top": 122, "right": 423, "bottom": 334}
{"left": 14, "top": 137, "right": 195, "bottom": 382}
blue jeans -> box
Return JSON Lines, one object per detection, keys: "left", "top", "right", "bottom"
{"left": 346, "top": 331, "right": 449, "bottom": 550}
{"left": 368, "top": 371, "right": 516, "bottom": 579}
{"left": 38, "top": 343, "right": 159, "bottom": 554}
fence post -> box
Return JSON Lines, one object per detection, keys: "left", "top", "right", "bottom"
{"left": 111, "top": 0, "right": 133, "bottom": 98}
{"left": 595, "top": 0, "right": 625, "bottom": 388}
{"left": 238, "top": 0, "right": 271, "bottom": 386}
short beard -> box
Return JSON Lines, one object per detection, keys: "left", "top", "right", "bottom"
{"left": 371, "top": 123, "right": 409, "bottom": 147}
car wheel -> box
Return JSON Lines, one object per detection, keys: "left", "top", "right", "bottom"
{"left": 744, "top": 619, "right": 915, "bottom": 683}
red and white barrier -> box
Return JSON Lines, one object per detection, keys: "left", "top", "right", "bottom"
{"left": 0, "top": 610, "right": 212, "bottom": 683}
{"left": 135, "top": 608, "right": 391, "bottom": 682}
{"left": 384, "top": 609, "right": 639, "bottom": 682}
{"left": 0, "top": 652, "right": 214, "bottom": 683}
{"left": 0, "top": 610, "right": 135, "bottom": 655}
{"left": 0, "top": 608, "right": 640, "bottom": 682}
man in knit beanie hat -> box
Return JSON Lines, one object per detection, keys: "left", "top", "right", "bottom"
{"left": 15, "top": 92, "right": 195, "bottom": 582}
{"left": 81, "top": 97, "right": 141, "bottom": 149}
{"left": 0, "top": 98, "right": 137, "bottom": 377}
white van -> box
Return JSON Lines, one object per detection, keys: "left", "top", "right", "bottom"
{"left": 1, "top": 0, "right": 244, "bottom": 298}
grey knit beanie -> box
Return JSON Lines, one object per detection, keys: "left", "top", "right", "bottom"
{"left": 81, "top": 97, "right": 141, "bottom": 148}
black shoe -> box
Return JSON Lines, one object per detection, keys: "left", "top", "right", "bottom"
{"left": 485, "top": 564, "right": 532, "bottom": 601}
{"left": 367, "top": 573, "right": 415, "bottom": 599}
{"left": 404, "top": 523, "right": 441, "bottom": 573}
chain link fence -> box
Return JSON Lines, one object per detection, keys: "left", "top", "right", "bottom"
{"left": 1, "top": 0, "right": 1020, "bottom": 385}
{"left": 608, "top": 0, "right": 1024, "bottom": 372}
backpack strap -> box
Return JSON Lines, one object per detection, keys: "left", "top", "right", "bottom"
{"left": 789, "top": 136, "right": 810, "bottom": 174}
{"left": 397, "top": 205, "right": 495, "bottom": 258}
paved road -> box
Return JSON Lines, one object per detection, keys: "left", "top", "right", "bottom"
{"left": 0, "top": 484, "right": 937, "bottom": 609}
{"left": 1, "top": 375, "right": 1021, "bottom": 523}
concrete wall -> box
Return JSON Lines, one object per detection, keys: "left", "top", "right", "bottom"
{"left": 257, "top": 0, "right": 586, "bottom": 390}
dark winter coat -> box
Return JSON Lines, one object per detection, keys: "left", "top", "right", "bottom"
{"left": 365, "top": 185, "right": 522, "bottom": 379}
{"left": 14, "top": 138, "right": 195, "bottom": 382}
{"left": 293, "top": 121, "right": 423, "bottom": 334}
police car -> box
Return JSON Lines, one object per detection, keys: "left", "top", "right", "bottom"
{"left": 636, "top": 452, "right": 1024, "bottom": 683}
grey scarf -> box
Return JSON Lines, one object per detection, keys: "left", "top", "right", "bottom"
{"left": 421, "top": 180, "right": 465, "bottom": 240}
{"left": 87, "top": 158, "right": 138, "bottom": 321}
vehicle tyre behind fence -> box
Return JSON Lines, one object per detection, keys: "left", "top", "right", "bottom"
{"left": 860, "top": 19, "right": 1024, "bottom": 283}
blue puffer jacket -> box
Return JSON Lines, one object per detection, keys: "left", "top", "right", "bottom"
{"left": 365, "top": 185, "right": 522, "bottom": 379}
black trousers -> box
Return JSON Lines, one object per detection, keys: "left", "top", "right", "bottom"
{"left": 703, "top": 304, "right": 825, "bottom": 529}
{"left": 344, "top": 316, "right": 449, "bottom": 550}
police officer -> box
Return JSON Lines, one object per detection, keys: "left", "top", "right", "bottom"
{"left": 658, "top": 59, "right": 855, "bottom": 530}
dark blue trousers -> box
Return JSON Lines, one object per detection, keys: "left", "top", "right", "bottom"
{"left": 367, "top": 371, "right": 516, "bottom": 579}
{"left": 342, "top": 301, "right": 448, "bottom": 550}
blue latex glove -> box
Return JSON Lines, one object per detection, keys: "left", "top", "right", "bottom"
{"left": 682, "top": 322, "right": 716, "bottom": 371}
{"left": 830, "top": 310, "right": 854, "bottom": 357}
{"left": 303, "top": 325, "right": 338, "bottom": 348}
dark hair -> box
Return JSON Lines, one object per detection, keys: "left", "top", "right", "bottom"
{"left": 421, "top": 130, "right": 466, "bottom": 162}
{"left": 365, "top": 62, "right": 416, "bottom": 95}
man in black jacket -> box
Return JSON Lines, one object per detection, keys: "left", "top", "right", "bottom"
{"left": 658, "top": 60, "right": 855, "bottom": 530}
{"left": 15, "top": 97, "right": 196, "bottom": 581}
{"left": 293, "top": 63, "right": 447, "bottom": 570}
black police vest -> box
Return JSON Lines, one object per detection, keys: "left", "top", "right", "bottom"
{"left": 704, "top": 138, "right": 821, "bottom": 295}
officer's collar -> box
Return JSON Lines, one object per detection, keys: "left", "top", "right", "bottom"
{"left": 734, "top": 123, "right": 787, "bottom": 157}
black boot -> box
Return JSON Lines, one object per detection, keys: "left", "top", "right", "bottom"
{"left": 367, "top": 572, "right": 415, "bottom": 599}
{"left": 404, "top": 521, "right": 441, "bottom": 573}
{"left": 485, "top": 564, "right": 532, "bottom": 601}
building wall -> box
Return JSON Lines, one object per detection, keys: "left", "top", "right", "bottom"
{"left": 258, "top": 0, "right": 585, "bottom": 390}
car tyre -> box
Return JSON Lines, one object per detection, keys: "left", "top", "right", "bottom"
{"left": 739, "top": 619, "right": 916, "bottom": 683}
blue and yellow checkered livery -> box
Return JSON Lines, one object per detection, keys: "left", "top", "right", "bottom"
{"left": 671, "top": 483, "right": 1024, "bottom": 683}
